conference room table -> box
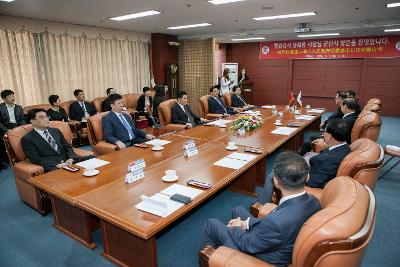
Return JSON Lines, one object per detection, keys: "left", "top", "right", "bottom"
{"left": 28, "top": 106, "right": 323, "bottom": 267}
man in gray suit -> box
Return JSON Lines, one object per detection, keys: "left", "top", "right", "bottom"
{"left": 0, "top": 89, "right": 25, "bottom": 170}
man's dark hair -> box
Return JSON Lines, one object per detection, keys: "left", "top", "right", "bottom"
{"left": 143, "top": 87, "right": 151, "bottom": 94}
{"left": 342, "top": 98, "right": 356, "bottom": 111}
{"left": 177, "top": 91, "right": 187, "bottom": 99}
{"left": 73, "top": 89, "right": 83, "bottom": 96}
{"left": 326, "top": 118, "right": 349, "bottom": 142}
{"left": 232, "top": 85, "right": 240, "bottom": 92}
{"left": 1, "top": 89, "right": 14, "bottom": 99}
{"left": 48, "top": 95, "right": 59, "bottom": 106}
{"left": 106, "top": 88, "right": 114, "bottom": 96}
{"left": 27, "top": 108, "right": 47, "bottom": 121}
{"left": 346, "top": 90, "right": 356, "bottom": 98}
{"left": 337, "top": 90, "right": 347, "bottom": 99}
{"left": 108, "top": 93, "right": 123, "bottom": 104}
{"left": 209, "top": 85, "right": 219, "bottom": 93}
{"left": 273, "top": 152, "right": 309, "bottom": 190}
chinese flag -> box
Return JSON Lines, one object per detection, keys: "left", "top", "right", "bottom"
{"left": 289, "top": 91, "right": 295, "bottom": 105}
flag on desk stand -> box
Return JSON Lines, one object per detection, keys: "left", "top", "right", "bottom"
{"left": 289, "top": 91, "right": 295, "bottom": 106}
{"left": 297, "top": 91, "right": 303, "bottom": 110}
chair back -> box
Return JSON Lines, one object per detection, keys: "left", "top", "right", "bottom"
{"left": 337, "top": 138, "right": 384, "bottom": 190}
{"left": 23, "top": 104, "right": 52, "bottom": 115}
{"left": 123, "top": 93, "right": 141, "bottom": 110}
{"left": 93, "top": 97, "right": 107, "bottom": 113}
{"left": 351, "top": 111, "right": 381, "bottom": 143}
{"left": 199, "top": 95, "right": 210, "bottom": 118}
{"left": 292, "top": 176, "right": 376, "bottom": 267}
{"left": 87, "top": 112, "right": 109, "bottom": 145}
{"left": 363, "top": 98, "right": 382, "bottom": 113}
{"left": 61, "top": 100, "right": 76, "bottom": 117}
{"left": 158, "top": 99, "right": 178, "bottom": 127}
{"left": 223, "top": 93, "right": 232, "bottom": 108}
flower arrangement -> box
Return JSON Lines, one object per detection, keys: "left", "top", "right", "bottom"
{"left": 230, "top": 115, "right": 263, "bottom": 132}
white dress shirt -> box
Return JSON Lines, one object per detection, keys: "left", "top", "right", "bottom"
{"left": 342, "top": 112, "right": 355, "bottom": 118}
{"left": 329, "top": 142, "right": 347, "bottom": 151}
{"left": 79, "top": 101, "right": 90, "bottom": 118}
{"left": 6, "top": 104, "right": 16, "bottom": 123}
{"left": 34, "top": 128, "right": 56, "bottom": 142}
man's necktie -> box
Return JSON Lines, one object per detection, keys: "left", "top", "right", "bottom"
{"left": 119, "top": 114, "right": 136, "bottom": 140}
{"left": 81, "top": 102, "right": 89, "bottom": 116}
{"left": 184, "top": 106, "right": 195, "bottom": 126}
{"left": 44, "top": 130, "right": 59, "bottom": 152}
{"left": 215, "top": 98, "right": 227, "bottom": 113}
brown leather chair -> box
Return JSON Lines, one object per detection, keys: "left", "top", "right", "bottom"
{"left": 200, "top": 176, "right": 376, "bottom": 267}
{"left": 3, "top": 121, "right": 94, "bottom": 215}
{"left": 222, "top": 93, "right": 232, "bottom": 108}
{"left": 93, "top": 96, "right": 107, "bottom": 113}
{"left": 351, "top": 111, "right": 381, "bottom": 143}
{"left": 364, "top": 98, "right": 382, "bottom": 112}
{"left": 157, "top": 99, "right": 187, "bottom": 132}
{"left": 23, "top": 104, "right": 52, "bottom": 115}
{"left": 61, "top": 100, "right": 89, "bottom": 146}
{"left": 199, "top": 95, "right": 224, "bottom": 120}
{"left": 122, "top": 93, "right": 141, "bottom": 114}
{"left": 87, "top": 112, "right": 118, "bottom": 156}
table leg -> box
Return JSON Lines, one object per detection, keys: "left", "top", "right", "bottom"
{"left": 52, "top": 197, "right": 98, "bottom": 249}
{"left": 230, "top": 159, "right": 265, "bottom": 196}
{"left": 102, "top": 221, "right": 158, "bottom": 267}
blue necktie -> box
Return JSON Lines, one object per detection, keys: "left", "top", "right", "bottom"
{"left": 119, "top": 114, "right": 136, "bottom": 140}
{"left": 214, "top": 97, "right": 227, "bottom": 113}
{"left": 44, "top": 130, "right": 59, "bottom": 152}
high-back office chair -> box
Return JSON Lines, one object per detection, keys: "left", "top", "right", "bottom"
{"left": 199, "top": 95, "right": 224, "bottom": 120}
{"left": 200, "top": 176, "right": 376, "bottom": 267}
{"left": 222, "top": 93, "right": 232, "bottom": 108}
{"left": 351, "top": 111, "right": 381, "bottom": 143}
{"left": 122, "top": 93, "right": 141, "bottom": 114}
{"left": 92, "top": 96, "right": 107, "bottom": 113}
{"left": 23, "top": 104, "right": 52, "bottom": 116}
{"left": 157, "top": 99, "right": 187, "bottom": 132}
{"left": 3, "top": 121, "right": 94, "bottom": 215}
{"left": 86, "top": 112, "right": 118, "bottom": 156}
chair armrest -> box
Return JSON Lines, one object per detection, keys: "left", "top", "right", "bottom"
{"left": 201, "top": 246, "right": 272, "bottom": 267}
{"left": 93, "top": 141, "right": 118, "bottom": 156}
{"left": 258, "top": 203, "right": 278, "bottom": 218}
{"left": 73, "top": 148, "right": 94, "bottom": 157}
{"left": 206, "top": 114, "right": 224, "bottom": 120}
{"left": 162, "top": 124, "right": 187, "bottom": 132}
{"left": 305, "top": 186, "right": 323, "bottom": 200}
{"left": 13, "top": 161, "right": 44, "bottom": 181}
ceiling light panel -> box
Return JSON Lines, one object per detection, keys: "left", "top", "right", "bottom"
{"left": 386, "top": 2, "right": 400, "bottom": 8}
{"left": 384, "top": 28, "right": 400, "bottom": 32}
{"left": 167, "top": 23, "right": 212, "bottom": 30}
{"left": 253, "top": 12, "right": 316, "bottom": 21}
{"left": 208, "top": 0, "right": 245, "bottom": 5}
{"left": 231, "top": 37, "right": 266, "bottom": 41}
{"left": 297, "top": 33, "right": 340, "bottom": 38}
{"left": 110, "top": 10, "right": 161, "bottom": 21}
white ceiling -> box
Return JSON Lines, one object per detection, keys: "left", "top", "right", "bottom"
{"left": 0, "top": 0, "right": 399, "bottom": 42}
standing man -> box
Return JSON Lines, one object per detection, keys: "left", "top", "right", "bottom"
{"left": 0, "top": 89, "right": 25, "bottom": 170}
{"left": 101, "top": 88, "right": 116, "bottom": 112}
{"left": 171, "top": 91, "right": 207, "bottom": 128}
{"left": 69, "top": 89, "right": 96, "bottom": 126}
{"left": 103, "top": 94, "right": 155, "bottom": 149}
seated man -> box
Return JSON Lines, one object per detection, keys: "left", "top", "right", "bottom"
{"left": 208, "top": 85, "right": 237, "bottom": 116}
{"left": 101, "top": 87, "right": 116, "bottom": 112}
{"left": 204, "top": 152, "right": 320, "bottom": 267}
{"left": 69, "top": 89, "right": 96, "bottom": 126}
{"left": 320, "top": 90, "right": 347, "bottom": 129}
{"left": 136, "top": 86, "right": 155, "bottom": 126}
{"left": 259, "top": 119, "right": 351, "bottom": 204}
{"left": 21, "top": 108, "right": 94, "bottom": 172}
{"left": 171, "top": 91, "right": 207, "bottom": 128}
{"left": 341, "top": 98, "right": 358, "bottom": 143}
{"left": 0, "top": 89, "right": 25, "bottom": 170}
{"left": 346, "top": 90, "right": 361, "bottom": 115}
{"left": 231, "top": 85, "right": 253, "bottom": 109}
{"left": 103, "top": 93, "right": 155, "bottom": 149}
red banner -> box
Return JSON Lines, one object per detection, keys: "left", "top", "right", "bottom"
{"left": 259, "top": 35, "right": 400, "bottom": 59}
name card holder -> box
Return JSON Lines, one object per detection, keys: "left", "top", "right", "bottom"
{"left": 125, "top": 159, "right": 146, "bottom": 184}
{"left": 184, "top": 140, "right": 198, "bottom": 158}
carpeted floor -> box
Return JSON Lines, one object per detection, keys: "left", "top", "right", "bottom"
{"left": 0, "top": 114, "right": 399, "bottom": 267}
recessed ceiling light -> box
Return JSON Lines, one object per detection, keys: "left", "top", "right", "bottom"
{"left": 297, "top": 33, "right": 340, "bottom": 38}
{"left": 208, "top": 0, "right": 245, "bottom": 5}
{"left": 167, "top": 23, "right": 212, "bottom": 30}
{"left": 386, "top": 2, "right": 400, "bottom": 8}
{"left": 110, "top": 10, "right": 161, "bottom": 21}
{"left": 0, "top": 0, "right": 15, "bottom": 2}
{"left": 253, "top": 12, "right": 316, "bottom": 21}
{"left": 385, "top": 28, "right": 400, "bottom": 32}
{"left": 231, "top": 37, "right": 266, "bottom": 41}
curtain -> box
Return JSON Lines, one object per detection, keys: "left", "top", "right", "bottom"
{"left": 0, "top": 29, "right": 151, "bottom": 106}
{"left": 178, "top": 38, "right": 215, "bottom": 114}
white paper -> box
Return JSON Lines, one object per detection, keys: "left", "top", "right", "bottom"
{"left": 387, "top": 145, "right": 400, "bottom": 152}
{"left": 227, "top": 152, "right": 257, "bottom": 162}
{"left": 295, "top": 115, "right": 315, "bottom": 121}
{"left": 271, "top": 127, "right": 298, "bottom": 136}
{"left": 261, "top": 105, "right": 273, "bottom": 109}
{"left": 135, "top": 193, "right": 184, "bottom": 217}
{"left": 160, "top": 184, "right": 203, "bottom": 199}
{"left": 205, "top": 119, "right": 232, "bottom": 127}
{"left": 240, "top": 110, "right": 260, "bottom": 116}
{"left": 307, "top": 109, "right": 325, "bottom": 114}
{"left": 145, "top": 139, "right": 171, "bottom": 146}
{"left": 75, "top": 158, "right": 110, "bottom": 169}
{"left": 214, "top": 157, "right": 248, "bottom": 170}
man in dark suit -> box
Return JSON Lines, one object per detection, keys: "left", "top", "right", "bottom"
{"left": 69, "top": 89, "right": 96, "bottom": 125}
{"left": 136, "top": 86, "right": 154, "bottom": 126}
{"left": 171, "top": 91, "right": 207, "bottom": 128}
{"left": 320, "top": 90, "right": 347, "bottom": 129}
{"left": 340, "top": 98, "right": 358, "bottom": 143}
{"left": 208, "top": 85, "right": 237, "bottom": 115}
{"left": 101, "top": 88, "right": 116, "bottom": 112}
{"left": 231, "top": 85, "right": 254, "bottom": 109}
{"left": 346, "top": 90, "right": 362, "bottom": 116}
{"left": 21, "top": 108, "right": 94, "bottom": 172}
{"left": 0, "top": 89, "right": 25, "bottom": 170}
{"left": 103, "top": 94, "right": 155, "bottom": 149}
{"left": 204, "top": 152, "right": 320, "bottom": 267}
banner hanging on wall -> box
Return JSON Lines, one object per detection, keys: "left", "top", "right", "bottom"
{"left": 259, "top": 35, "right": 400, "bottom": 59}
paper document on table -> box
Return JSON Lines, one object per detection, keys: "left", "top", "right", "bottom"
{"left": 135, "top": 193, "right": 184, "bottom": 217}
{"left": 303, "top": 152, "right": 319, "bottom": 165}
{"left": 145, "top": 139, "right": 171, "bottom": 146}
{"left": 307, "top": 109, "right": 325, "bottom": 114}
{"left": 295, "top": 115, "right": 315, "bottom": 121}
{"left": 271, "top": 127, "right": 298, "bottom": 136}
{"left": 75, "top": 158, "right": 110, "bottom": 169}
{"left": 214, "top": 157, "right": 247, "bottom": 170}
{"left": 160, "top": 184, "right": 203, "bottom": 199}
{"left": 205, "top": 119, "right": 232, "bottom": 127}
{"left": 261, "top": 105, "right": 273, "bottom": 109}
{"left": 227, "top": 152, "right": 257, "bottom": 162}
{"left": 240, "top": 110, "right": 261, "bottom": 116}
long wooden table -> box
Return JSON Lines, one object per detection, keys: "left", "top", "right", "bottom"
{"left": 28, "top": 107, "right": 322, "bottom": 266}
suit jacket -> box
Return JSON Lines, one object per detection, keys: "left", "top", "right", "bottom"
{"left": 308, "top": 144, "right": 351, "bottom": 188}
{"left": 171, "top": 102, "right": 200, "bottom": 126}
{"left": 229, "top": 193, "right": 320, "bottom": 267}
{"left": 137, "top": 95, "right": 153, "bottom": 113}
{"left": 21, "top": 127, "right": 77, "bottom": 172}
{"left": 47, "top": 108, "right": 69, "bottom": 122}
{"left": 69, "top": 101, "right": 96, "bottom": 121}
{"left": 0, "top": 102, "right": 25, "bottom": 133}
{"left": 342, "top": 112, "right": 358, "bottom": 143}
{"left": 208, "top": 96, "right": 236, "bottom": 115}
{"left": 102, "top": 111, "right": 147, "bottom": 146}
{"left": 322, "top": 107, "right": 343, "bottom": 129}
{"left": 231, "top": 94, "right": 247, "bottom": 108}
{"left": 101, "top": 98, "right": 111, "bottom": 112}
{"left": 355, "top": 99, "right": 362, "bottom": 116}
